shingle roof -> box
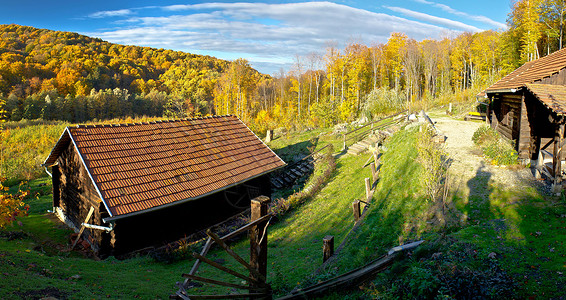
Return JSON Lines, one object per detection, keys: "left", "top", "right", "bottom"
{"left": 43, "top": 115, "right": 286, "bottom": 219}
{"left": 486, "top": 47, "right": 566, "bottom": 92}
{"left": 524, "top": 83, "right": 566, "bottom": 116}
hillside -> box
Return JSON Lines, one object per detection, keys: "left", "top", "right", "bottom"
{"left": 1, "top": 113, "right": 565, "bottom": 298}
{"left": 0, "top": 24, "right": 235, "bottom": 120}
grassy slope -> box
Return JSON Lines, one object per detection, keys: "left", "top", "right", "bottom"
{"left": 0, "top": 128, "right": 369, "bottom": 298}
{"left": 2, "top": 121, "right": 565, "bottom": 299}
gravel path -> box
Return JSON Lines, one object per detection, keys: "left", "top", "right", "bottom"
{"left": 431, "top": 115, "right": 537, "bottom": 200}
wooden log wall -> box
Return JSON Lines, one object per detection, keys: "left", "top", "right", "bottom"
{"left": 534, "top": 68, "right": 566, "bottom": 85}
{"left": 517, "top": 94, "right": 532, "bottom": 159}
{"left": 57, "top": 144, "right": 107, "bottom": 253}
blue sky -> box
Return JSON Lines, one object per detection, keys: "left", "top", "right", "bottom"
{"left": 0, "top": 0, "right": 511, "bottom": 74}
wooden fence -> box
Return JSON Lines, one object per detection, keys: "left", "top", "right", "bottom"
{"left": 172, "top": 196, "right": 273, "bottom": 299}
{"left": 342, "top": 110, "right": 407, "bottom": 151}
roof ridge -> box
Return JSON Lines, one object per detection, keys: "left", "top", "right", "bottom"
{"left": 73, "top": 115, "right": 235, "bottom": 128}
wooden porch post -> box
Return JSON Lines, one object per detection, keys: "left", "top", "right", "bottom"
{"left": 249, "top": 196, "right": 270, "bottom": 291}
{"left": 553, "top": 122, "right": 565, "bottom": 191}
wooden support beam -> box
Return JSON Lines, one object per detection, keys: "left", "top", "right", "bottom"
{"left": 553, "top": 123, "right": 565, "bottom": 191}
{"left": 352, "top": 200, "right": 361, "bottom": 222}
{"left": 249, "top": 196, "right": 271, "bottom": 297}
{"left": 206, "top": 230, "right": 266, "bottom": 283}
{"left": 191, "top": 253, "right": 265, "bottom": 286}
{"left": 71, "top": 206, "right": 94, "bottom": 250}
{"left": 323, "top": 235, "right": 334, "bottom": 263}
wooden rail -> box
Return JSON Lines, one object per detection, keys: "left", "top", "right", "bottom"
{"left": 277, "top": 241, "right": 423, "bottom": 299}
{"left": 342, "top": 110, "right": 407, "bottom": 150}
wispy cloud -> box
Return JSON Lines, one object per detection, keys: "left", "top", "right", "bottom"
{"left": 413, "top": 0, "right": 507, "bottom": 29}
{"left": 85, "top": 2, "right": 467, "bottom": 73}
{"left": 386, "top": 6, "right": 481, "bottom": 32}
{"left": 88, "top": 9, "right": 134, "bottom": 19}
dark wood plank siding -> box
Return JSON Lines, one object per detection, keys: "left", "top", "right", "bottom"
{"left": 518, "top": 94, "right": 531, "bottom": 158}
{"left": 492, "top": 94, "right": 521, "bottom": 141}
{"left": 56, "top": 144, "right": 106, "bottom": 252}
{"left": 535, "top": 67, "right": 566, "bottom": 85}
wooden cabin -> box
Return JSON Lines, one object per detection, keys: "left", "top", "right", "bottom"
{"left": 485, "top": 48, "right": 566, "bottom": 190}
{"left": 42, "top": 115, "right": 286, "bottom": 256}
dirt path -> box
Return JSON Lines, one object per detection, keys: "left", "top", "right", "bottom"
{"left": 431, "top": 115, "right": 537, "bottom": 200}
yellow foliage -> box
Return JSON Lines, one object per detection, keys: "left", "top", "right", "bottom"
{"left": 0, "top": 179, "right": 29, "bottom": 229}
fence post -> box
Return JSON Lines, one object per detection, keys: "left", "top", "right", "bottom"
{"left": 352, "top": 200, "right": 361, "bottom": 222}
{"left": 343, "top": 134, "right": 346, "bottom": 151}
{"left": 250, "top": 196, "right": 270, "bottom": 292}
{"left": 370, "top": 162, "right": 377, "bottom": 182}
{"left": 373, "top": 148, "right": 379, "bottom": 165}
{"left": 365, "top": 178, "right": 371, "bottom": 200}
{"left": 322, "top": 235, "right": 334, "bottom": 263}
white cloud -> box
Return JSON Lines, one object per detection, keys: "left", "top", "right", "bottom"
{"left": 86, "top": 2, "right": 465, "bottom": 73}
{"left": 386, "top": 6, "right": 481, "bottom": 32}
{"left": 88, "top": 9, "right": 133, "bottom": 19}
{"left": 413, "top": 0, "right": 507, "bottom": 29}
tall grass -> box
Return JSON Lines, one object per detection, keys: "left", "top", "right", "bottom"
{"left": 1, "top": 123, "right": 69, "bottom": 184}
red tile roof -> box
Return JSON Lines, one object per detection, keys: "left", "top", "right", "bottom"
{"left": 524, "top": 83, "right": 566, "bottom": 115}
{"left": 43, "top": 115, "right": 286, "bottom": 219}
{"left": 486, "top": 47, "right": 566, "bottom": 92}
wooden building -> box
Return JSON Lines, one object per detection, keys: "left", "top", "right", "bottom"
{"left": 42, "top": 115, "right": 286, "bottom": 256}
{"left": 485, "top": 48, "right": 566, "bottom": 190}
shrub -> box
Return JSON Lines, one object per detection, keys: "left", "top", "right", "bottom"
{"left": 472, "top": 125, "right": 518, "bottom": 166}
{"left": 0, "top": 179, "right": 30, "bottom": 229}
{"left": 270, "top": 144, "right": 336, "bottom": 216}
{"left": 362, "top": 87, "right": 407, "bottom": 119}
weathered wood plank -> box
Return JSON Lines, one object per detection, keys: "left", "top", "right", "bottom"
{"left": 191, "top": 253, "right": 265, "bottom": 286}
{"left": 206, "top": 230, "right": 267, "bottom": 283}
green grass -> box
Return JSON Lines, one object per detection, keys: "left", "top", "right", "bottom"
{"left": 2, "top": 122, "right": 565, "bottom": 299}
{"left": 0, "top": 128, "right": 367, "bottom": 299}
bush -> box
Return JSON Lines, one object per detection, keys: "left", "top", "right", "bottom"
{"left": 270, "top": 144, "right": 336, "bottom": 216}
{"left": 472, "top": 125, "right": 518, "bottom": 166}
{"left": 0, "top": 179, "right": 30, "bottom": 229}
{"left": 362, "top": 87, "right": 407, "bottom": 119}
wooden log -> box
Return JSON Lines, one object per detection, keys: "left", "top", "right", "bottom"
{"left": 182, "top": 274, "right": 266, "bottom": 291}
{"left": 352, "top": 200, "right": 361, "bottom": 222}
{"left": 249, "top": 196, "right": 271, "bottom": 296}
{"left": 365, "top": 178, "right": 371, "bottom": 200}
{"left": 183, "top": 293, "right": 268, "bottom": 299}
{"left": 323, "top": 235, "right": 334, "bottom": 263}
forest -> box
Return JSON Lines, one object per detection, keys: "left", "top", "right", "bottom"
{"left": 0, "top": 0, "right": 565, "bottom": 134}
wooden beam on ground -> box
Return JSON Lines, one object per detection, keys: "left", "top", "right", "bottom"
{"left": 182, "top": 274, "right": 266, "bottom": 291}
{"left": 183, "top": 293, "right": 269, "bottom": 299}
{"left": 71, "top": 206, "right": 94, "bottom": 250}
{"left": 278, "top": 253, "right": 399, "bottom": 300}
